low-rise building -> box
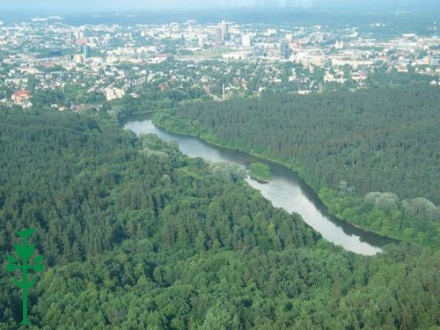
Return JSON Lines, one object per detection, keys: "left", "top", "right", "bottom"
{"left": 12, "top": 90, "right": 30, "bottom": 104}
{"left": 104, "top": 87, "right": 125, "bottom": 101}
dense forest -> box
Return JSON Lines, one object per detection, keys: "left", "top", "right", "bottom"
{"left": 153, "top": 84, "right": 440, "bottom": 246}
{"left": 1, "top": 107, "right": 440, "bottom": 329}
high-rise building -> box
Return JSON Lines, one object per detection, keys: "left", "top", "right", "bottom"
{"left": 82, "top": 45, "right": 91, "bottom": 58}
{"left": 73, "top": 54, "right": 85, "bottom": 64}
{"left": 281, "top": 42, "right": 290, "bottom": 59}
{"left": 198, "top": 35, "right": 206, "bottom": 47}
{"left": 75, "top": 30, "right": 84, "bottom": 39}
{"left": 215, "top": 27, "right": 223, "bottom": 46}
{"left": 430, "top": 56, "right": 440, "bottom": 66}
{"left": 221, "top": 21, "right": 229, "bottom": 42}
{"left": 242, "top": 34, "right": 252, "bottom": 47}
{"left": 187, "top": 19, "right": 196, "bottom": 34}
{"left": 316, "top": 33, "right": 324, "bottom": 43}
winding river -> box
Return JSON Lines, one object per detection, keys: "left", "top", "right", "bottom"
{"left": 125, "top": 119, "right": 395, "bottom": 256}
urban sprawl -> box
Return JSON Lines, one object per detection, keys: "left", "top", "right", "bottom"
{"left": 1, "top": 15, "right": 440, "bottom": 110}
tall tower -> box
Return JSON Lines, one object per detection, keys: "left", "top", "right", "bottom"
{"left": 215, "top": 27, "right": 223, "bottom": 46}
{"left": 82, "top": 45, "right": 90, "bottom": 58}
{"left": 281, "top": 42, "right": 290, "bottom": 59}
{"left": 221, "top": 21, "right": 229, "bottom": 42}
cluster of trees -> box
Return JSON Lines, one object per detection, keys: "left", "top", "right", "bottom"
{"left": 153, "top": 84, "right": 440, "bottom": 246}
{"left": 31, "top": 85, "right": 106, "bottom": 110}
{"left": 1, "top": 107, "right": 439, "bottom": 329}
{"left": 112, "top": 87, "right": 207, "bottom": 125}
{"left": 319, "top": 188, "right": 440, "bottom": 247}
{"left": 366, "top": 68, "right": 436, "bottom": 88}
{"left": 249, "top": 162, "right": 272, "bottom": 182}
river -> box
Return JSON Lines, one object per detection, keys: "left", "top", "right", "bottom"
{"left": 125, "top": 119, "right": 394, "bottom": 256}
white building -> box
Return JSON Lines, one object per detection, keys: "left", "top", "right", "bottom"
{"left": 242, "top": 34, "right": 252, "bottom": 47}
{"left": 105, "top": 87, "right": 125, "bottom": 101}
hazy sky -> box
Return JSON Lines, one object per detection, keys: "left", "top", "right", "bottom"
{"left": 1, "top": 0, "right": 214, "bottom": 11}
{"left": 0, "top": 0, "right": 433, "bottom": 12}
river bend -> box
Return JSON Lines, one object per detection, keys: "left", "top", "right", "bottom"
{"left": 125, "top": 119, "right": 394, "bottom": 256}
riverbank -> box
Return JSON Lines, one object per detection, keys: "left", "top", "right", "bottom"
{"left": 126, "top": 118, "right": 394, "bottom": 254}
{"left": 151, "top": 115, "right": 401, "bottom": 246}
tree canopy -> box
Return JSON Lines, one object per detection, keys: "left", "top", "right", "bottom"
{"left": 0, "top": 107, "right": 439, "bottom": 329}
{"left": 153, "top": 84, "right": 440, "bottom": 246}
